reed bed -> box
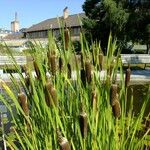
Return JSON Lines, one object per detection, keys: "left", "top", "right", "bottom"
{"left": 0, "top": 31, "right": 149, "bottom": 150}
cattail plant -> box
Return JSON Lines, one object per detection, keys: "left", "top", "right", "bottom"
{"left": 47, "top": 51, "right": 56, "bottom": 76}
{"left": 33, "top": 60, "right": 41, "bottom": 79}
{"left": 110, "top": 84, "right": 121, "bottom": 118}
{"left": 99, "top": 53, "right": 103, "bottom": 71}
{"left": 18, "top": 92, "right": 29, "bottom": 116}
{"left": 91, "top": 90, "right": 97, "bottom": 111}
{"left": 45, "top": 81, "right": 57, "bottom": 107}
{"left": 85, "top": 60, "right": 92, "bottom": 83}
{"left": 64, "top": 25, "right": 69, "bottom": 50}
{"left": 79, "top": 107, "right": 88, "bottom": 138}
{"left": 57, "top": 129, "right": 71, "bottom": 150}
{"left": 112, "top": 94, "right": 121, "bottom": 118}
{"left": 143, "top": 115, "right": 150, "bottom": 135}
{"left": 109, "top": 64, "right": 114, "bottom": 77}
{"left": 107, "top": 63, "right": 114, "bottom": 77}
{"left": 59, "top": 57, "right": 63, "bottom": 73}
{"left": 80, "top": 53, "right": 86, "bottom": 86}
{"left": 67, "top": 63, "right": 71, "bottom": 79}
{"left": 80, "top": 52, "right": 84, "bottom": 68}
{"left": 110, "top": 84, "right": 118, "bottom": 106}
{"left": 80, "top": 69, "right": 86, "bottom": 86}
{"left": 125, "top": 64, "right": 131, "bottom": 88}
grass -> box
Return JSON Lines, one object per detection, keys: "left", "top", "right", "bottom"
{"left": 0, "top": 31, "right": 149, "bottom": 150}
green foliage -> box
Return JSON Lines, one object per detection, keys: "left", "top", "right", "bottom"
{"left": 82, "top": 0, "right": 129, "bottom": 50}
{"left": 0, "top": 33, "right": 149, "bottom": 149}
{"left": 82, "top": 0, "right": 150, "bottom": 52}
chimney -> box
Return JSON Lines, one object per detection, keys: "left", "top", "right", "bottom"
{"left": 63, "top": 7, "right": 68, "bottom": 20}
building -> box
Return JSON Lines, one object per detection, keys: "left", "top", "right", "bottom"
{"left": 24, "top": 9, "right": 85, "bottom": 40}
{"left": 0, "top": 29, "right": 12, "bottom": 40}
{"left": 11, "top": 12, "right": 20, "bottom": 32}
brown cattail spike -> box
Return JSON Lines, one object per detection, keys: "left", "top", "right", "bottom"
{"left": 64, "top": 25, "right": 69, "bottom": 50}
{"left": 110, "top": 84, "right": 118, "bottom": 106}
{"left": 112, "top": 94, "right": 121, "bottom": 118}
{"left": 99, "top": 53, "right": 103, "bottom": 71}
{"left": 85, "top": 61, "right": 92, "bottom": 83}
{"left": 47, "top": 53, "right": 56, "bottom": 76}
{"left": 125, "top": 64, "right": 131, "bottom": 88}
{"left": 79, "top": 111, "right": 88, "bottom": 138}
{"left": 57, "top": 130, "right": 71, "bottom": 150}
{"left": 45, "top": 82, "right": 57, "bottom": 107}
{"left": 18, "top": 92, "right": 29, "bottom": 116}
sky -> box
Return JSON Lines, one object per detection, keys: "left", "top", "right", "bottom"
{"left": 0, "top": 0, "right": 85, "bottom": 30}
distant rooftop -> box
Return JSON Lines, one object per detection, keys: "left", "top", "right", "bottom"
{"left": 25, "top": 13, "right": 85, "bottom": 33}
{"left": 0, "top": 28, "right": 12, "bottom": 34}
{"left": 3, "top": 32, "right": 24, "bottom": 40}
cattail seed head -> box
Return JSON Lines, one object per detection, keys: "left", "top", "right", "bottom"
{"left": 99, "top": 53, "right": 103, "bottom": 71}
{"left": 85, "top": 61, "right": 92, "bottom": 83}
{"left": 57, "top": 130, "right": 71, "bottom": 150}
{"left": 48, "top": 54, "right": 56, "bottom": 76}
{"left": 112, "top": 94, "right": 121, "bottom": 118}
{"left": 110, "top": 84, "right": 118, "bottom": 106}
{"left": 45, "top": 82, "right": 57, "bottom": 107}
{"left": 18, "top": 92, "right": 29, "bottom": 116}
{"left": 125, "top": 65, "right": 131, "bottom": 88}
{"left": 79, "top": 111, "right": 88, "bottom": 138}
{"left": 64, "top": 27, "right": 69, "bottom": 50}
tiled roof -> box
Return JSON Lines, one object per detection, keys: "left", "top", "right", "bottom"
{"left": 25, "top": 13, "right": 85, "bottom": 33}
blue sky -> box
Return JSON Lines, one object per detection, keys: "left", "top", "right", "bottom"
{"left": 0, "top": 0, "right": 85, "bottom": 30}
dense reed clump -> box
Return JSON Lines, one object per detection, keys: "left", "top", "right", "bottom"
{"left": 0, "top": 32, "right": 149, "bottom": 150}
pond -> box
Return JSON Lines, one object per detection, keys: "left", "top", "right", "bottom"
{"left": 127, "top": 84, "right": 150, "bottom": 116}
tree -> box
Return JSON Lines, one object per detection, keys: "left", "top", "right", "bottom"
{"left": 126, "top": 0, "right": 150, "bottom": 53}
{"left": 82, "top": 0, "right": 150, "bottom": 53}
{"left": 82, "top": 0, "right": 129, "bottom": 51}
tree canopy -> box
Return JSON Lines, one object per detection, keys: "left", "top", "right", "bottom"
{"left": 82, "top": 0, "right": 150, "bottom": 52}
